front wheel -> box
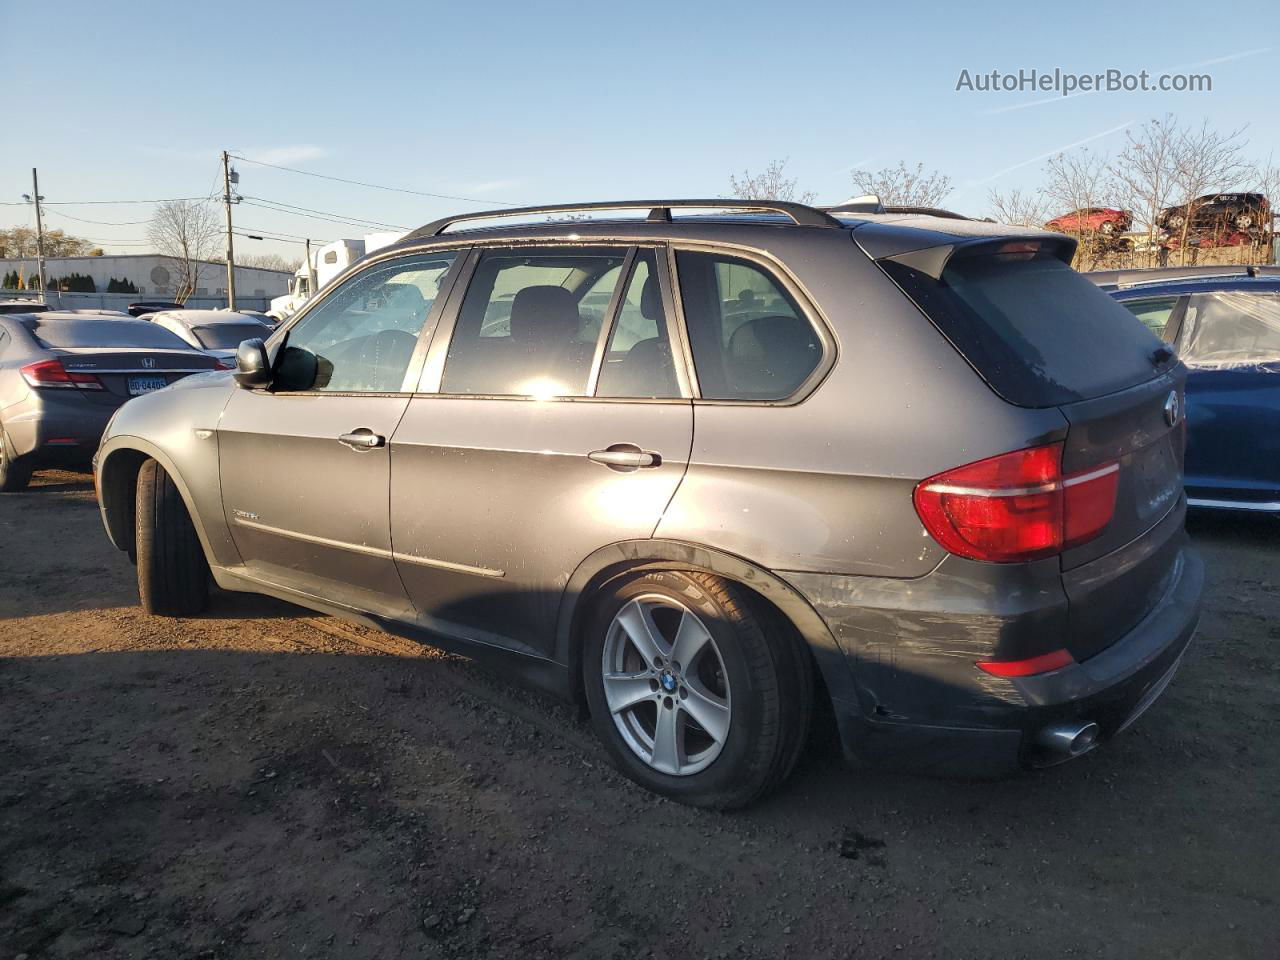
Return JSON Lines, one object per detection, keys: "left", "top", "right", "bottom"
{"left": 584, "top": 571, "right": 811, "bottom": 809}
{"left": 135, "top": 459, "right": 210, "bottom": 616}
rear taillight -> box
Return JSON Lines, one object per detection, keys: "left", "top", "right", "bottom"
{"left": 20, "top": 359, "right": 104, "bottom": 391}
{"left": 914, "top": 442, "right": 1119, "bottom": 563}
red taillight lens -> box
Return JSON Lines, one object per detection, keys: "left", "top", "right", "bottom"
{"left": 21, "top": 359, "right": 75, "bottom": 388}
{"left": 976, "top": 648, "right": 1075, "bottom": 677}
{"left": 19, "top": 360, "right": 103, "bottom": 391}
{"left": 914, "top": 443, "right": 1118, "bottom": 563}
{"left": 1063, "top": 462, "right": 1119, "bottom": 548}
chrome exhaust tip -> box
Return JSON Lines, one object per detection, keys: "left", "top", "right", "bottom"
{"left": 1037, "top": 722, "right": 1099, "bottom": 756}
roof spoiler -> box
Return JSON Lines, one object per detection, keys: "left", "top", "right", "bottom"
{"left": 883, "top": 235, "right": 1078, "bottom": 280}
{"left": 823, "top": 194, "right": 885, "bottom": 215}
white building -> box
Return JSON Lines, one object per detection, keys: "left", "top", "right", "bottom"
{"left": 0, "top": 254, "right": 291, "bottom": 309}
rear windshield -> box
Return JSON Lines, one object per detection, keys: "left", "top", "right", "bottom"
{"left": 32, "top": 320, "right": 193, "bottom": 350}
{"left": 192, "top": 323, "right": 267, "bottom": 349}
{"left": 880, "top": 252, "right": 1166, "bottom": 407}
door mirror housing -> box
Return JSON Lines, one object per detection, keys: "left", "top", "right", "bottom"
{"left": 233, "top": 338, "right": 272, "bottom": 388}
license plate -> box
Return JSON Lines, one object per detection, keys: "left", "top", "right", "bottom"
{"left": 128, "top": 375, "right": 169, "bottom": 396}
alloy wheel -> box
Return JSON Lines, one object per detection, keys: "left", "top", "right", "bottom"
{"left": 601, "top": 595, "right": 731, "bottom": 776}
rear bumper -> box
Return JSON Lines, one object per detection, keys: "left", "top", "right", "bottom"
{"left": 788, "top": 539, "right": 1203, "bottom": 778}
{"left": 5, "top": 397, "right": 117, "bottom": 466}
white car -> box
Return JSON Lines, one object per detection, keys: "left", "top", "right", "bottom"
{"left": 146, "top": 310, "right": 272, "bottom": 363}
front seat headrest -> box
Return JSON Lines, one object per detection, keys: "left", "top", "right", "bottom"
{"left": 509, "top": 285, "right": 580, "bottom": 344}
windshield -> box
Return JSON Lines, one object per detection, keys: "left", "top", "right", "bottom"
{"left": 192, "top": 323, "right": 268, "bottom": 349}
{"left": 881, "top": 251, "right": 1167, "bottom": 407}
{"left": 33, "top": 320, "right": 194, "bottom": 350}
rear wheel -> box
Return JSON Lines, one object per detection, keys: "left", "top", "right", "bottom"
{"left": 0, "top": 427, "right": 31, "bottom": 493}
{"left": 135, "top": 458, "right": 209, "bottom": 616}
{"left": 583, "top": 570, "right": 811, "bottom": 809}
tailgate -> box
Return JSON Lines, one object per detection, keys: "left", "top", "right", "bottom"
{"left": 1059, "top": 369, "right": 1187, "bottom": 660}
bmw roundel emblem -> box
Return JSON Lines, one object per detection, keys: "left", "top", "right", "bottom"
{"left": 1164, "top": 390, "right": 1180, "bottom": 427}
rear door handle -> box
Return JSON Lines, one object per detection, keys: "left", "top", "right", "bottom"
{"left": 588, "top": 446, "right": 661, "bottom": 470}
{"left": 338, "top": 429, "right": 385, "bottom": 451}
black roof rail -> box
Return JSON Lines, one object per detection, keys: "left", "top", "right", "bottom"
{"left": 407, "top": 199, "right": 842, "bottom": 239}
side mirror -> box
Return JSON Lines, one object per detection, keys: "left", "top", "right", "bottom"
{"left": 232, "top": 338, "right": 272, "bottom": 388}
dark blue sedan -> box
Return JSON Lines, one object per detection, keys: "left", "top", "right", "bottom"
{"left": 1106, "top": 271, "right": 1280, "bottom": 513}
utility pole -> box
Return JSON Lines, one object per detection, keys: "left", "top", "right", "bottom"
{"left": 30, "top": 169, "right": 48, "bottom": 304}
{"left": 305, "top": 238, "right": 317, "bottom": 294}
{"left": 222, "top": 151, "right": 237, "bottom": 311}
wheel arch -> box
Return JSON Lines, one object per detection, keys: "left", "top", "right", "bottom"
{"left": 97, "top": 436, "right": 229, "bottom": 566}
{"left": 556, "top": 539, "right": 859, "bottom": 710}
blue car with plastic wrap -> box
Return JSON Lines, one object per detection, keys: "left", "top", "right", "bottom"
{"left": 1106, "top": 272, "right": 1280, "bottom": 513}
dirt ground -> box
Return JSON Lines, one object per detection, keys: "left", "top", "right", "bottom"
{"left": 2, "top": 470, "right": 1277, "bottom": 960}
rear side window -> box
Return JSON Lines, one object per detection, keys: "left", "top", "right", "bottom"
{"left": 192, "top": 323, "right": 269, "bottom": 349}
{"left": 675, "top": 250, "right": 821, "bottom": 400}
{"left": 1178, "top": 292, "right": 1280, "bottom": 367}
{"left": 881, "top": 252, "right": 1165, "bottom": 407}
{"left": 31, "top": 321, "right": 192, "bottom": 350}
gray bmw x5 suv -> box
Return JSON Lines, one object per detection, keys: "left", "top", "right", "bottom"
{"left": 95, "top": 199, "right": 1203, "bottom": 808}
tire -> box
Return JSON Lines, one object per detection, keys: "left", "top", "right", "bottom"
{"left": 583, "top": 570, "right": 812, "bottom": 809}
{"left": 1100, "top": 220, "right": 1115, "bottom": 235}
{"left": 135, "top": 458, "right": 209, "bottom": 616}
{"left": 0, "top": 426, "right": 32, "bottom": 493}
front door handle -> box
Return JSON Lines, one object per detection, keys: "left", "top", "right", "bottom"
{"left": 338, "top": 429, "right": 385, "bottom": 451}
{"left": 588, "top": 445, "right": 661, "bottom": 470}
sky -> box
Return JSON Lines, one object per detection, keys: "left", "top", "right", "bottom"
{"left": 1, "top": 0, "right": 1274, "bottom": 261}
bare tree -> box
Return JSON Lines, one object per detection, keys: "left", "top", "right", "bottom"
{"left": 727, "top": 159, "right": 816, "bottom": 204}
{"left": 986, "top": 187, "right": 1052, "bottom": 228}
{"left": 147, "top": 200, "right": 221, "bottom": 302}
{"left": 237, "top": 252, "right": 302, "bottom": 273}
{"left": 1248, "top": 155, "right": 1280, "bottom": 263}
{"left": 1111, "top": 116, "right": 1179, "bottom": 265}
{"left": 1167, "top": 122, "right": 1249, "bottom": 265}
{"left": 851, "top": 162, "right": 952, "bottom": 207}
{"left": 1042, "top": 148, "right": 1118, "bottom": 270}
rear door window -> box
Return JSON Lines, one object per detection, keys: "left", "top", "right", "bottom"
{"left": 674, "top": 250, "right": 821, "bottom": 400}
{"left": 440, "top": 247, "right": 627, "bottom": 397}
{"left": 880, "top": 250, "right": 1166, "bottom": 407}
{"left": 1178, "top": 292, "right": 1280, "bottom": 367}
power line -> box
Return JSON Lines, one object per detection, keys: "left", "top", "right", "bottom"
{"left": 236, "top": 225, "right": 333, "bottom": 243}
{"left": 0, "top": 196, "right": 210, "bottom": 207}
{"left": 239, "top": 199, "right": 407, "bottom": 232}
{"left": 230, "top": 154, "right": 521, "bottom": 207}
{"left": 235, "top": 231, "right": 328, "bottom": 247}
{"left": 44, "top": 209, "right": 152, "bottom": 226}
{"left": 241, "top": 196, "right": 408, "bottom": 230}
